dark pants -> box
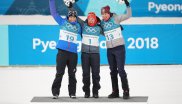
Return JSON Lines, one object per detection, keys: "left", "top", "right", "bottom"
{"left": 81, "top": 52, "right": 101, "bottom": 95}
{"left": 107, "top": 45, "right": 129, "bottom": 92}
{"left": 52, "top": 49, "right": 77, "bottom": 96}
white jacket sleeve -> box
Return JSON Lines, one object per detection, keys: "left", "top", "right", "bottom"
{"left": 114, "top": 7, "right": 132, "bottom": 24}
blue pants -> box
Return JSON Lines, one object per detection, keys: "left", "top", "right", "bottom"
{"left": 81, "top": 52, "right": 101, "bottom": 95}
{"left": 107, "top": 45, "right": 129, "bottom": 92}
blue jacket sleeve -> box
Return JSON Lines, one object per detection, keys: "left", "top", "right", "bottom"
{"left": 49, "top": 0, "right": 65, "bottom": 25}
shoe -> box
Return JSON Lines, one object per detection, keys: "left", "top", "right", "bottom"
{"left": 93, "top": 94, "right": 99, "bottom": 98}
{"left": 123, "top": 90, "right": 130, "bottom": 99}
{"left": 84, "top": 94, "right": 90, "bottom": 98}
{"left": 108, "top": 92, "right": 119, "bottom": 98}
{"left": 70, "top": 94, "right": 76, "bottom": 99}
{"left": 52, "top": 95, "right": 58, "bottom": 99}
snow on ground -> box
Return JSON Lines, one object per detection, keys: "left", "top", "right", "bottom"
{"left": 0, "top": 65, "right": 182, "bottom": 104}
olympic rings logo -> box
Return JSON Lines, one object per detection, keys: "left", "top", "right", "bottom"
{"left": 103, "top": 22, "right": 113, "bottom": 29}
{"left": 84, "top": 26, "right": 98, "bottom": 33}
{"left": 66, "top": 23, "right": 78, "bottom": 31}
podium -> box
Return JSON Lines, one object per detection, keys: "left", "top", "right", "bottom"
{"left": 31, "top": 96, "right": 148, "bottom": 104}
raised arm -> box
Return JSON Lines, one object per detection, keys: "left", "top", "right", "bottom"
{"left": 77, "top": 15, "right": 85, "bottom": 27}
{"left": 67, "top": 2, "right": 85, "bottom": 27}
{"left": 114, "top": 0, "right": 132, "bottom": 23}
{"left": 49, "top": 0, "right": 65, "bottom": 25}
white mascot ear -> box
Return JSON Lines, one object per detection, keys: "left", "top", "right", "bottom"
{"left": 116, "top": 0, "right": 125, "bottom": 4}
{"left": 63, "top": 0, "right": 70, "bottom": 7}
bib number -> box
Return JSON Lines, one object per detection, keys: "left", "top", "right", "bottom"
{"left": 82, "top": 34, "right": 99, "bottom": 46}
{"left": 59, "top": 30, "right": 77, "bottom": 43}
{"left": 105, "top": 28, "right": 122, "bottom": 41}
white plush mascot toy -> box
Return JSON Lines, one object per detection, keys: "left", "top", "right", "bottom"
{"left": 63, "top": 0, "right": 75, "bottom": 7}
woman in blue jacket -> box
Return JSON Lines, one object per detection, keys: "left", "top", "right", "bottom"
{"left": 49, "top": 0, "right": 81, "bottom": 99}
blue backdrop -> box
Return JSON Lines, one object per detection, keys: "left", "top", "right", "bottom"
{"left": 0, "top": 0, "right": 182, "bottom": 65}
{"left": 7, "top": 24, "right": 182, "bottom": 65}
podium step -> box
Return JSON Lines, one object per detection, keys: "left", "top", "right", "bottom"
{"left": 31, "top": 96, "right": 148, "bottom": 103}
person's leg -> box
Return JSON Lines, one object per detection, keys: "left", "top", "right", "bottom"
{"left": 107, "top": 49, "right": 119, "bottom": 98}
{"left": 114, "top": 45, "right": 129, "bottom": 99}
{"left": 52, "top": 50, "right": 67, "bottom": 97}
{"left": 67, "top": 52, "right": 78, "bottom": 98}
{"left": 81, "top": 52, "right": 91, "bottom": 97}
{"left": 90, "top": 53, "right": 100, "bottom": 98}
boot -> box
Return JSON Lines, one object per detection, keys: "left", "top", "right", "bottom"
{"left": 108, "top": 76, "right": 119, "bottom": 98}
{"left": 108, "top": 91, "right": 119, "bottom": 98}
{"left": 84, "top": 93, "right": 90, "bottom": 98}
{"left": 121, "top": 77, "right": 130, "bottom": 99}
{"left": 123, "top": 90, "right": 130, "bottom": 99}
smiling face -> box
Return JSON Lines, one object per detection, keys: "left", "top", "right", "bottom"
{"left": 87, "top": 12, "right": 97, "bottom": 27}
{"left": 68, "top": 10, "right": 77, "bottom": 23}
{"left": 88, "top": 18, "right": 95, "bottom": 24}
{"left": 101, "top": 5, "right": 111, "bottom": 21}
{"left": 68, "top": 16, "right": 76, "bottom": 22}
{"left": 101, "top": 12, "right": 110, "bottom": 21}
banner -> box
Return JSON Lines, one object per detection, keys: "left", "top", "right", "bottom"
{"left": 131, "top": 0, "right": 182, "bottom": 17}
{"left": 0, "top": 26, "right": 9, "bottom": 66}
{"left": 0, "top": 0, "right": 181, "bottom": 17}
{"left": 5, "top": 24, "right": 182, "bottom": 65}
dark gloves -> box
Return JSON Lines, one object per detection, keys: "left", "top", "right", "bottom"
{"left": 124, "top": 0, "right": 130, "bottom": 7}
{"left": 68, "top": 2, "right": 73, "bottom": 8}
{"left": 96, "top": 16, "right": 101, "bottom": 23}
